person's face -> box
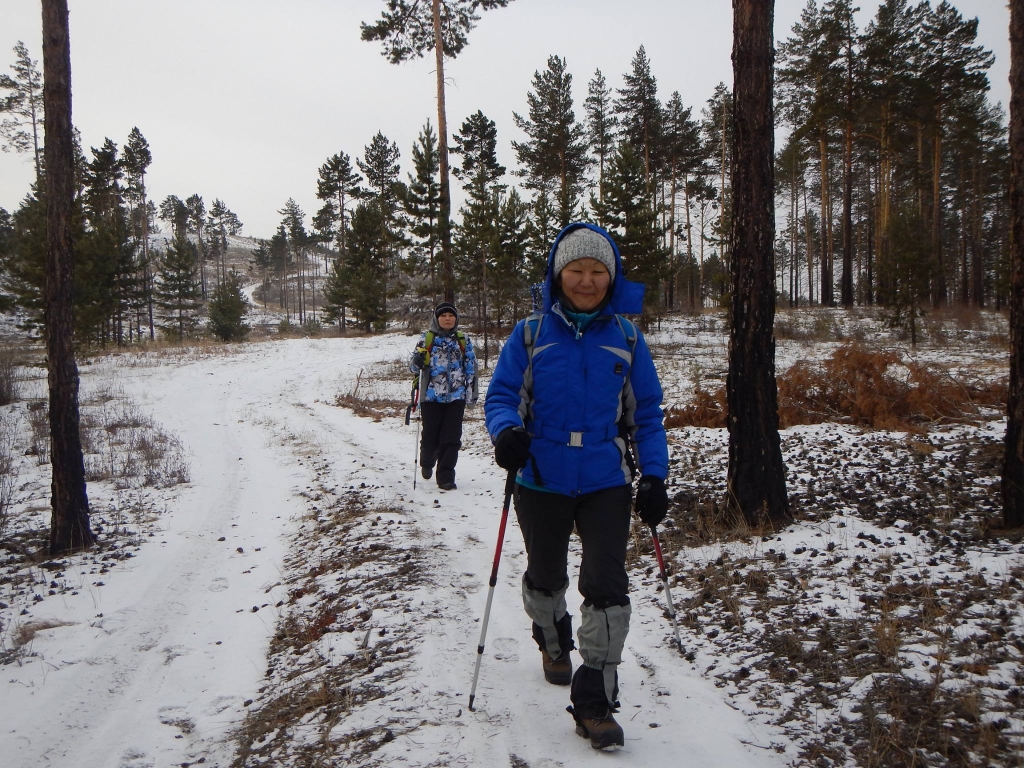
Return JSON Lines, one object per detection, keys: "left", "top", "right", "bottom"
{"left": 559, "top": 258, "right": 611, "bottom": 312}
{"left": 437, "top": 311, "right": 457, "bottom": 330}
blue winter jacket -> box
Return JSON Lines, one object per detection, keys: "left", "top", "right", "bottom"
{"left": 410, "top": 316, "right": 478, "bottom": 404}
{"left": 485, "top": 223, "right": 668, "bottom": 496}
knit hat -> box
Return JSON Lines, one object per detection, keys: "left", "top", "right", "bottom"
{"left": 434, "top": 301, "right": 458, "bottom": 322}
{"left": 552, "top": 227, "right": 616, "bottom": 281}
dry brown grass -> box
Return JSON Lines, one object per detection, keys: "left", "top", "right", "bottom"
{"left": 664, "top": 344, "right": 1006, "bottom": 432}
{"left": 11, "top": 618, "right": 74, "bottom": 648}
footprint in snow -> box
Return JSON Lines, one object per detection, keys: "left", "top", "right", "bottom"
{"left": 117, "top": 748, "right": 155, "bottom": 768}
{"left": 208, "top": 576, "right": 229, "bottom": 592}
{"left": 491, "top": 636, "right": 519, "bottom": 662}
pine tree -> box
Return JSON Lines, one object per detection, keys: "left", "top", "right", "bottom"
{"left": 778, "top": 1, "right": 842, "bottom": 305}
{"left": 512, "top": 55, "right": 589, "bottom": 226}
{"left": 155, "top": 233, "right": 201, "bottom": 340}
{"left": 615, "top": 46, "right": 661, "bottom": 192}
{"left": 452, "top": 109, "right": 506, "bottom": 345}
{"left": 701, "top": 83, "right": 734, "bottom": 286}
{"left": 661, "top": 91, "right": 702, "bottom": 309}
{"left": 818, "top": 0, "right": 862, "bottom": 308}
{"left": 403, "top": 121, "right": 443, "bottom": 298}
{"left": 361, "top": 0, "right": 515, "bottom": 302}
{"left": 727, "top": 0, "right": 790, "bottom": 528}
{"left": 345, "top": 201, "right": 390, "bottom": 332}
{"left": 269, "top": 224, "right": 290, "bottom": 315}
{"left": 321, "top": 254, "right": 350, "bottom": 330}
{"left": 185, "top": 194, "right": 208, "bottom": 297}
{"left": 584, "top": 68, "right": 618, "bottom": 202}
{"left": 42, "top": 0, "right": 93, "bottom": 554}
{"left": 592, "top": 142, "right": 667, "bottom": 317}
{"left": 358, "top": 132, "right": 405, "bottom": 315}
{"left": 159, "top": 195, "right": 190, "bottom": 241}
{"left": 861, "top": 0, "right": 924, "bottom": 305}
{"left": 122, "top": 127, "right": 154, "bottom": 338}
{"left": 207, "top": 198, "right": 242, "bottom": 284}
{"left": 525, "top": 191, "right": 557, "bottom": 291}
{"left": 82, "top": 138, "right": 135, "bottom": 345}
{"left": 249, "top": 239, "right": 272, "bottom": 308}
{"left": 1004, "top": 0, "right": 1024, "bottom": 529}
{"left": 207, "top": 270, "right": 249, "bottom": 342}
{"left": 315, "top": 151, "right": 362, "bottom": 262}
{"left": 919, "top": 1, "right": 995, "bottom": 306}
{"left": 278, "top": 199, "right": 308, "bottom": 323}
{"left": 0, "top": 41, "right": 44, "bottom": 181}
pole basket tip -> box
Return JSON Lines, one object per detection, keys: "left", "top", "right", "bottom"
{"left": 468, "top": 695, "right": 476, "bottom": 711}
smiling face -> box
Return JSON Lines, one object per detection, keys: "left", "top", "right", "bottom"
{"left": 437, "top": 312, "right": 457, "bottom": 331}
{"left": 558, "top": 257, "right": 611, "bottom": 312}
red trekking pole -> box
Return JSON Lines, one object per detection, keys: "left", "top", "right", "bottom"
{"left": 651, "top": 525, "right": 685, "bottom": 653}
{"left": 468, "top": 470, "right": 517, "bottom": 711}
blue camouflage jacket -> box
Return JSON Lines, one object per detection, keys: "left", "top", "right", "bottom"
{"left": 409, "top": 317, "right": 478, "bottom": 404}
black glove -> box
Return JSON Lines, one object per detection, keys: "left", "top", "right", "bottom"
{"left": 634, "top": 476, "right": 669, "bottom": 527}
{"left": 412, "top": 349, "right": 427, "bottom": 369}
{"left": 494, "top": 427, "right": 532, "bottom": 471}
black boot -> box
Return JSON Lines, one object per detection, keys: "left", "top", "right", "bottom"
{"left": 568, "top": 666, "right": 623, "bottom": 750}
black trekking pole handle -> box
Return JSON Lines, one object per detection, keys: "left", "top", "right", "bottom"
{"left": 468, "top": 470, "right": 517, "bottom": 711}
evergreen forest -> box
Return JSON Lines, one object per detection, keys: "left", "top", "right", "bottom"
{"left": 0, "top": 0, "right": 1009, "bottom": 344}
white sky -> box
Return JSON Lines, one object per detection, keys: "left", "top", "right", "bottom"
{"left": 0, "top": 0, "right": 1012, "bottom": 239}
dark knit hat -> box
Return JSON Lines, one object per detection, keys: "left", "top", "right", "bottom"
{"left": 434, "top": 301, "right": 458, "bottom": 321}
{"left": 552, "top": 228, "right": 616, "bottom": 281}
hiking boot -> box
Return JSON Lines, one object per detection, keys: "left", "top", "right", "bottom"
{"left": 421, "top": 465, "right": 433, "bottom": 480}
{"left": 567, "top": 706, "right": 624, "bottom": 751}
{"left": 438, "top": 481, "right": 457, "bottom": 490}
{"left": 542, "top": 649, "right": 572, "bottom": 685}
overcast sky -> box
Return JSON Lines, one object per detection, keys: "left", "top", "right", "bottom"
{"left": 0, "top": 0, "right": 1012, "bottom": 239}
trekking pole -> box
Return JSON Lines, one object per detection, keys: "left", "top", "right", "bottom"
{"left": 650, "top": 524, "right": 685, "bottom": 654}
{"left": 405, "top": 383, "right": 420, "bottom": 489}
{"left": 468, "top": 469, "right": 517, "bottom": 711}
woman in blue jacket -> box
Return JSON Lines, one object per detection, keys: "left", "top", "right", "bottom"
{"left": 485, "top": 223, "right": 669, "bottom": 750}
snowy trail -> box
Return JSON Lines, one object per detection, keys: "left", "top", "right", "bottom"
{"left": 4, "top": 337, "right": 791, "bottom": 768}
{"left": 4, "top": 341, "right": 368, "bottom": 768}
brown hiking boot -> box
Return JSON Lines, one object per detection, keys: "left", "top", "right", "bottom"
{"left": 567, "top": 706, "right": 624, "bottom": 751}
{"left": 542, "top": 650, "right": 572, "bottom": 685}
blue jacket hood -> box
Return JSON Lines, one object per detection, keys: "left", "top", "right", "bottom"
{"left": 542, "top": 222, "right": 646, "bottom": 315}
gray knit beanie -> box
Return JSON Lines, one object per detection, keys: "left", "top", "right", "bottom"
{"left": 552, "top": 228, "right": 616, "bottom": 281}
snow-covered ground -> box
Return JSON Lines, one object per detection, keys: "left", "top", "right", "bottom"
{"left": 1, "top": 311, "right": 1021, "bottom": 768}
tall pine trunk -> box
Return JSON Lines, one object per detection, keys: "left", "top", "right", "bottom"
{"left": 841, "top": 120, "right": 854, "bottom": 307}
{"left": 932, "top": 109, "right": 946, "bottom": 307}
{"left": 726, "top": 0, "right": 790, "bottom": 528}
{"left": 42, "top": 0, "right": 94, "bottom": 555}
{"left": 1004, "top": 0, "right": 1024, "bottom": 529}
{"left": 818, "top": 132, "right": 832, "bottom": 305}
{"left": 432, "top": 0, "right": 454, "bottom": 302}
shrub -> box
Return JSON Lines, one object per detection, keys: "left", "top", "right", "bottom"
{"left": 664, "top": 343, "right": 1005, "bottom": 431}
{"left": 208, "top": 272, "right": 250, "bottom": 342}
{"left": 0, "top": 345, "right": 18, "bottom": 405}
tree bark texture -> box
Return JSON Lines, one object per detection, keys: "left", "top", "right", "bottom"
{"left": 1003, "top": 0, "right": 1024, "bottom": 529}
{"left": 42, "top": 0, "right": 94, "bottom": 555}
{"left": 726, "top": 0, "right": 790, "bottom": 527}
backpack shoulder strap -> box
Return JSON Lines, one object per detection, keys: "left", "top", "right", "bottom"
{"left": 424, "top": 330, "right": 435, "bottom": 351}
{"left": 523, "top": 312, "right": 544, "bottom": 351}
{"left": 455, "top": 330, "right": 467, "bottom": 356}
{"left": 614, "top": 314, "right": 637, "bottom": 360}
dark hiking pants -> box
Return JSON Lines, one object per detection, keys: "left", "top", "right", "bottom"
{"left": 514, "top": 483, "right": 633, "bottom": 708}
{"left": 419, "top": 400, "right": 465, "bottom": 485}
